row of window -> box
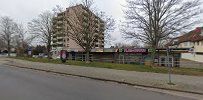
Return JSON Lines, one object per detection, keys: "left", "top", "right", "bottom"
{"left": 183, "top": 41, "right": 203, "bottom": 46}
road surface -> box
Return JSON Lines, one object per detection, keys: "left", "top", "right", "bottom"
{"left": 0, "top": 64, "right": 194, "bottom": 100}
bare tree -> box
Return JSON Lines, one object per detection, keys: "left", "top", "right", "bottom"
{"left": 114, "top": 42, "right": 131, "bottom": 48}
{"left": 28, "top": 11, "right": 54, "bottom": 58}
{"left": 13, "top": 24, "right": 34, "bottom": 56}
{"left": 131, "top": 40, "right": 142, "bottom": 48}
{"left": 0, "top": 16, "right": 16, "bottom": 56}
{"left": 114, "top": 40, "right": 141, "bottom": 48}
{"left": 52, "top": 5, "right": 64, "bottom": 16}
{"left": 0, "top": 38, "right": 6, "bottom": 50}
{"left": 65, "top": 0, "right": 105, "bottom": 63}
{"left": 121, "top": 0, "right": 202, "bottom": 49}
{"left": 97, "top": 11, "right": 116, "bottom": 45}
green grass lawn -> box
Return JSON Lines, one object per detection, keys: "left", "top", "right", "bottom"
{"left": 12, "top": 57, "right": 203, "bottom": 76}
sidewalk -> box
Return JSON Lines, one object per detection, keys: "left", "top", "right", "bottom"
{"left": 1, "top": 58, "right": 203, "bottom": 95}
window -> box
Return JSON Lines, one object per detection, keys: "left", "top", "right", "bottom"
{"left": 190, "top": 42, "right": 193, "bottom": 46}
{"left": 197, "top": 42, "right": 200, "bottom": 46}
{"left": 184, "top": 42, "right": 188, "bottom": 46}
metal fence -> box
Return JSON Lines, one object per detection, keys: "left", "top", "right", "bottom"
{"left": 68, "top": 53, "right": 203, "bottom": 69}
{"left": 68, "top": 53, "right": 145, "bottom": 65}
{"left": 155, "top": 60, "right": 203, "bottom": 69}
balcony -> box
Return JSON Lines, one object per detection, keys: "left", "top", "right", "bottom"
{"left": 53, "top": 33, "right": 57, "bottom": 37}
{"left": 52, "top": 24, "right": 58, "bottom": 28}
{"left": 57, "top": 37, "right": 63, "bottom": 40}
{"left": 82, "top": 12, "right": 89, "bottom": 17}
{"left": 57, "top": 21, "right": 63, "bottom": 25}
{"left": 100, "top": 27, "right": 105, "bottom": 32}
{"left": 57, "top": 42, "right": 63, "bottom": 45}
{"left": 101, "top": 40, "right": 104, "bottom": 43}
{"left": 58, "top": 12, "right": 64, "bottom": 16}
{"left": 57, "top": 44, "right": 63, "bottom": 47}
{"left": 57, "top": 16, "right": 64, "bottom": 20}
{"left": 94, "top": 29, "right": 99, "bottom": 33}
{"left": 94, "top": 25, "right": 99, "bottom": 29}
{"left": 56, "top": 26, "right": 63, "bottom": 31}
{"left": 53, "top": 37, "right": 57, "bottom": 41}
{"left": 53, "top": 17, "right": 58, "bottom": 22}
{"left": 94, "top": 19, "right": 99, "bottom": 24}
{"left": 57, "top": 37, "right": 63, "bottom": 42}
{"left": 57, "top": 33, "right": 64, "bottom": 37}
{"left": 101, "top": 45, "right": 104, "bottom": 48}
{"left": 52, "top": 44, "right": 57, "bottom": 47}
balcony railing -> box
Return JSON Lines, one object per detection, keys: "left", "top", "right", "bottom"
{"left": 57, "top": 42, "right": 63, "bottom": 45}
{"left": 57, "top": 37, "right": 63, "bottom": 40}
{"left": 57, "top": 16, "right": 64, "bottom": 20}
{"left": 52, "top": 38, "right": 57, "bottom": 41}
{"left": 57, "top": 21, "right": 63, "bottom": 24}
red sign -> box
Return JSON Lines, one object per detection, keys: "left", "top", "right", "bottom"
{"left": 125, "top": 48, "right": 147, "bottom": 53}
{"left": 60, "top": 50, "right": 67, "bottom": 63}
{"left": 60, "top": 50, "right": 67, "bottom": 59}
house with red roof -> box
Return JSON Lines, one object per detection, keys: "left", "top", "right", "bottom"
{"left": 168, "top": 27, "right": 203, "bottom": 63}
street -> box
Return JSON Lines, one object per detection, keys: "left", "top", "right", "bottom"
{"left": 0, "top": 64, "right": 194, "bottom": 100}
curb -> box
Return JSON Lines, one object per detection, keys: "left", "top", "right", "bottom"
{"left": 4, "top": 63, "right": 203, "bottom": 96}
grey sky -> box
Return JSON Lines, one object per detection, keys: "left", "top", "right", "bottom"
{"left": 0, "top": 0, "right": 202, "bottom": 46}
{"left": 0, "top": 0, "right": 126, "bottom": 46}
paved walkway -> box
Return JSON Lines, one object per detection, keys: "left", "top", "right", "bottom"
{"left": 1, "top": 58, "right": 203, "bottom": 95}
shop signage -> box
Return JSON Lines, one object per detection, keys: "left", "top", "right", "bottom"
{"left": 125, "top": 48, "right": 148, "bottom": 53}
{"left": 91, "top": 48, "right": 103, "bottom": 52}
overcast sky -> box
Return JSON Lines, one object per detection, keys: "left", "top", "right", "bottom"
{"left": 0, "top": 0, "right": 202, "bottom": 46}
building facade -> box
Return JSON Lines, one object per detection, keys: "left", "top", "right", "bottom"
{"left": 168, "top": 27, "right": 203, "bottom": 63}
{"left": 66, "top": 48, "right": 149, "bottom": 64}
{"left": 52, "top": 5, "right": 105, "bottom": 58}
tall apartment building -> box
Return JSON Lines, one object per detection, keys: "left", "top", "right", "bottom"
{"left": 52, "top": 5, "right": 105, "bottom": 58}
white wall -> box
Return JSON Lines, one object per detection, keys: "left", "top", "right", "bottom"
{"left": 181, "top": 53, "right": 203, "bottom": 62}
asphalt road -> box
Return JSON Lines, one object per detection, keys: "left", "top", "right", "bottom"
{"left": 0, "top": 64, "right": 194, "bottom": 100}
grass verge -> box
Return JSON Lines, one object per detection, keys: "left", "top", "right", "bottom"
{"left": 11, "top": 57, "right": 203, "bottom": 76}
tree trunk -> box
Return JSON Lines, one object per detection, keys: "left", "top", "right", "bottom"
{"left": 16, "top": 48, "right": 20, "bottom": 57}
{"left": 7, "top": 40, "right": 11, "bottom": 57}
{"left": 86, "top": 51, "right": 90, "bottom": 63}
{"left": 151, "top": 44, "right": 158, "bottom": 66}
{"left": 47, "top": 39, "right": 51, "bottom": 59}
{"left": 47, "top": 45, "right": 51, "bottom": 59}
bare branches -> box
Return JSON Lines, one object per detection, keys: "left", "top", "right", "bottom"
{"left": 122, "top": 0, "right": 202, "bottom": 48}
{"left": 97, "top": 11, "right": 116, "bottom": 45}
{"left": 82, "top": 0, "right": 94, "bottom": 8}
{"left": 52, "top": 5, "right": 64, "bottom": 17}
{"left": 66, "top": 4, "right": 101, "bottom": 51}
{"left": 28, "top": 11, "right": 54, "bottom": 58}
{"left": 64, "top": 0, "right": 105, "bottom": 62}
{"left": 0, "top": 16, "right": 16, "bottom": 56}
